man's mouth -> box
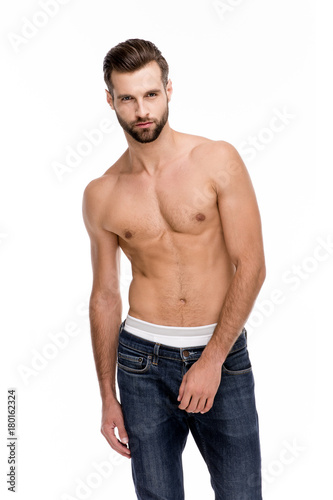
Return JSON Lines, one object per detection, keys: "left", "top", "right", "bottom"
{"left": 135, "top": 122, "right": 154, "bottom": 128}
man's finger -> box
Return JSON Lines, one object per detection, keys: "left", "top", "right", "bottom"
{"left": 200, "top": 397, "right": 214, "bottom": 414}
{"left": 178, "top": 389, "right": 192, "bottom": 410}
{"left": 177, "top": 375, "right": 187, "bottom": 402}
{"left": 192, "top": 398, "right": 206, "bottom": 414}
{"left": 117, "top": 421, "right": 129, "bottom": 446}
{"left": 101, "top": 426, "right": 131, "bottom": 458}
{"left": 184, "top": 396, "right": 200, "bottom": 413}
{"left": 110, "top": 433, "right": 131, "bottom": 457}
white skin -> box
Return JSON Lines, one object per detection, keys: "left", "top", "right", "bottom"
{"left": 82, "top": 61, "right": 266, "bottom": 458}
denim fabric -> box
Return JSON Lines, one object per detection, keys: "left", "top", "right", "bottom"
{"left": 117, "top": 320, "right": 262, "bottom": 500}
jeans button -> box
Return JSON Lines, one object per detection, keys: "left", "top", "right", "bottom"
{"left": 183, "top": 350, "right": 189, "bottom": 357}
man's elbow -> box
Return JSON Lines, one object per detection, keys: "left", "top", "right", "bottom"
{"left": 237, "top": 254, "right": 266, "bottom": 283}
{"left": 240, "top": 257, "right": 266, "bottom": 291}
{"left": 256, "top": 259, "right": 266, "bottom": 289}
{"left": 90, "top": 289, "right": 122, "bottom": 309}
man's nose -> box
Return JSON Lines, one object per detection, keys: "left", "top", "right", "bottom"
{"left": 135, "top": 99, "right": 149, "bottom": 118}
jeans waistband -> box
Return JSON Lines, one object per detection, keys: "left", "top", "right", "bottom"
{"left": 124, "top": 314, "right": 218, "bottom": 348}
{"left": 118, "top": 320, "right": 247, "bottom": 361}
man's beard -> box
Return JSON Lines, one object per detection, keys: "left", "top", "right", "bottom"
{"left": 115, "top": 104, "right": 169, "bottom": 144}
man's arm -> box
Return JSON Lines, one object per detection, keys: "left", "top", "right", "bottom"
{"left": 82, "top": 179, "right": 130, "bottom": 458}
{"left": 178, "top": 142, "right": 266, "bottom": 414}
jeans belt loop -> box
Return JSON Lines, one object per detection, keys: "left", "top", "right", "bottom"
{"left": 153, "top": 343, "right": 160, "bottom": 366}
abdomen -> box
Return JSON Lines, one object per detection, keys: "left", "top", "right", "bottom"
{"left": 126, "top": 229, "right": 234, "bottom": 326}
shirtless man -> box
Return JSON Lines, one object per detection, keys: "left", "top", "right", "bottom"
{"left": 82, "top": 39, "right": 266, "bottom": 500}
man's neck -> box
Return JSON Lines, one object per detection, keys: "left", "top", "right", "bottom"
{"left": 125, "top": 123, "right": 179, "bottom": 175}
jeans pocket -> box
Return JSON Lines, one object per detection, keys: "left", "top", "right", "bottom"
{"left": 117, "top": 344, "right": 152, "bottom": 374}
{"left": 222, "top": 344, "right": 252, "bottom": 375}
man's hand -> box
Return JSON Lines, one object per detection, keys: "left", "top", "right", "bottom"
{"left": 177, "top": 355, "right": 223, "bottom": 414}
{"left": 101, "top": 399, "right": 131, "bottom": 458}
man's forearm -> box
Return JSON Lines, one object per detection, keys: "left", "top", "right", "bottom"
{"left": 202, "top": 262, "right": 266, "bottom": 365}
{"left": 89, "top": 293, "right": 122, "bottom": 404}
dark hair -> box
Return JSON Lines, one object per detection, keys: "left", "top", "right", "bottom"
{"left": 103, "top": 38, "right": 169, "bottom": 97}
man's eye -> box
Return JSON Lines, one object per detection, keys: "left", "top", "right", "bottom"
{"left": 147, "top": 93, "right": 157, "bottom": 97}
{"left": 122, "top": 96, "right": 131, "bottom": 101}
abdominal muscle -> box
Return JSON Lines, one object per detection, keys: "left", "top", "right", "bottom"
{"left": 123, "top": 229, "right": 235, "bottom": 327}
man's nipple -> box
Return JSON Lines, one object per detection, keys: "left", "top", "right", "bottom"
{"left": 195, "top": 213, "right": 206, "bottom": 222}
{"left": 124, "top": 230, "right": 132, "bottom": 239}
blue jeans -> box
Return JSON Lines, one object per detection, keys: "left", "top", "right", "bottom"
{"left": 117, "top": 320, "right": 262, "bottom": 500}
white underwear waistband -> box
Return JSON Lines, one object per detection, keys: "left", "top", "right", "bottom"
{"left": 123, "top": 314, "right": 218, "bottom": 348}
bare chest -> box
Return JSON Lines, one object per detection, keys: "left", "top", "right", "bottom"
{"left": 105, "top": 163, "right": 219, "bottom": 242}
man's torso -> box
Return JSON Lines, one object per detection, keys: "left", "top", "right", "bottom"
{"left": 96, "top": 133, "right": 235, "bottom": 326}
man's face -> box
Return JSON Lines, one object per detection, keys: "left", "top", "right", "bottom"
{"left": 107, "top": 61, "right": 172, "bottom": 144}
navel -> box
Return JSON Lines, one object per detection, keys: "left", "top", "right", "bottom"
{"left": 179, "top": 298, "right": 186, "bottom": 304}
{"left": 195, "top": 213, "right": 206, "bottom": 222}
{"left": 124, "top": 230, "right": 132, "bottom": 239}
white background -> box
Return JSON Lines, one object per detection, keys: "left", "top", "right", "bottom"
{"left": 0, "top": 1, "right": 330, "bottom": 499}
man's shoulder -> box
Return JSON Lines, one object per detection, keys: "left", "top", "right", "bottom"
{"left": 173, "top": 129, "right": 235, "bottom": 154}
{"left": 188, "top": 136, "right": 239, "bottom": 160}
{"left": 82, "top": 162, "right": 123, "bottom": 227}
{"left": 83, "top": 154, "right": 125, "bottom": 199}
{"left": 83, "top": 173, "right": 115, "bottom": 203}
{"left": 180, "top": 134, "right": 241, "bottom": 171}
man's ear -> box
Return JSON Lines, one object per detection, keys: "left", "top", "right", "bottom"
{"left": 105, "top": 89, "right": 115, "bottom": 110}
{"left": 166, "top": 79, "right": 173, "bottom": 103}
